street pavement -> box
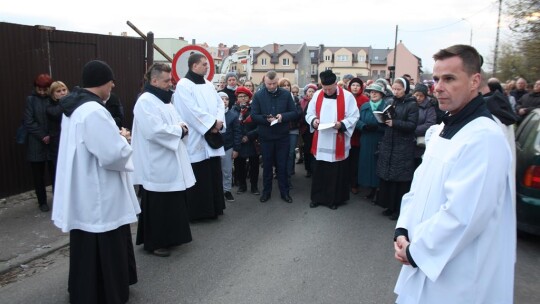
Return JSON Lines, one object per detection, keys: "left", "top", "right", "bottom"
{"left": 0, "top": 163, "right": 540, "bottom": 303}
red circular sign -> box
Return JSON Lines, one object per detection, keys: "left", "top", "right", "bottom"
{"left": 171, "top": 45, "right": 215, "bottom": 82}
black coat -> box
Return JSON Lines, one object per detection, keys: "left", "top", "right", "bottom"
{"left": 377, "top": 96, "right": 418, "bottom": 181}
{"left": 23, "top": 92, "right": 52, "bottom": 162}
{"left": 236, "top": 104, "right": 259, "bottom": 157}
{"left": 250, "top": 87, "right": 298, "bottom": 142}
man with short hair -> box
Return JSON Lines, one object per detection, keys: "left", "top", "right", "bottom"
{"left": 131, "top": 63, "right": 195, "bottom": 257}
{"left": 174, "top": 53, "right": 227, "bottom": 221}
{"left": 511, "top": 77, "right": 528, "bottom": 103}
{"left": 306, "top": 70, "right": 359, "bottom": 210}
{"left": 52, "top": 60, "right": 140, "bottom": 303}
{"left": 250, "top": 70, "right": 298, "bottom": 203}
{"left": 515, "top": 79, "right": 540, "bottom": 118}
{"left": 393, "top": 45, "right": 515, "bottom": 303}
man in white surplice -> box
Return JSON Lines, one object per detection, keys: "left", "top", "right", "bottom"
{"left": 173, "top": 53, "right": 227, "bottom": 221}
{"left": 393, "top": 45, "right": 516, "bottom": 304}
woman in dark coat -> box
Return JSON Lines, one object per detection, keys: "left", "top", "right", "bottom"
{"left": 233, "top": 86, "right": 260, "bottom": 195}
{"left": 299, "top": 84, "right": 318, "bottom": 177}
{"left": 376, "top": 77, "right": 418, "bottom": 220}
{"left": 24, "top": 74, "right": 54, "bottom": 212}
{"left": 412, "top": 84, "right": 437, "bottom": 167}
{"left": 356, "top": 83, "right": 386, "bottom": 200}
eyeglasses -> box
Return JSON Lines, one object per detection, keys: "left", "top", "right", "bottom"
{"left": 237, "top": 95, "right": 250, "bottom": 99}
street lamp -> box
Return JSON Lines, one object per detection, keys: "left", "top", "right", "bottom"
{"left": 461, "top": 18, "right": 473, "bottom": 45}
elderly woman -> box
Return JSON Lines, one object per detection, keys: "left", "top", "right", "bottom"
{"left": 46, "top": 81, "right": 69, "bottom": 182}
{"left": 356, "top": 83, "right": 387, "bottom": 201}
{"left": 24, "top": 74, "right": 54, "bottom": 212}
{"left": 375, "top": 77, "right": 418, "bottom": 220}
{"left": 412, "top": 84, "right": 436, "bottom": 167}
{"left": 299, "top": 84, "right": 318, "bottom": 177}
{"left": 348, "top": 78, "right": 369, "bottom": 194}
{"left": 233, "top": 86, "right": 260, "bottom": 195}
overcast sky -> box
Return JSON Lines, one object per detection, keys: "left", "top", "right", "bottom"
{"left": 1, "top": 0, "right": 511, "bottom": 72}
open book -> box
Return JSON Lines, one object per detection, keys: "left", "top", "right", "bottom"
{"left": 373, "top": 104, "right": 395, "bottom": 123}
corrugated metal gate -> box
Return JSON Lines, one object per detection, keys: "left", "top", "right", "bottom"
{"left": 0, "top": 22, "right": 147, "bottom": 197}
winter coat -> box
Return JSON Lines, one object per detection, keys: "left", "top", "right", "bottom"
{"left": 46, "top": 98, "right": 64, "bottom": 160}
{"left": 414, "top": 98, "right": 437, "bottom": 158}
{"left": 357, "top": 101, "right": 385, "bottom": 187}
{"left": 222, "top": 107, "right": 242, "bottom": 151}
{"left": 377, "top": 95, "right": 418, "bottom": 181}
{"left": 23, "top": 92, "right": 51, "bottom": 162}
{"left": 236, "top": 104, "right": 259, "bottom": 157}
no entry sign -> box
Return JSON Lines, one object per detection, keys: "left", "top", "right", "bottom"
{"left": 171, "top": 45, "right": 215, "bottom": 82}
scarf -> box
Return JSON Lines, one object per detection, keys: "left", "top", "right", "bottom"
{"left": 184, "top": 70, "right": 206, "bottom": 84}
{"left": 143, "top": 83, "right": 173, "bottom": 104}
{"left": 370, "top": 99, "right": 382, "bottom": 111}
{"left": 311, "top": 87, "right": 346, "bottom": 160}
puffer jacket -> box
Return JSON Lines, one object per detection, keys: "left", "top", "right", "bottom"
{"left": 377, "top": 95, "right": 418, "bottom": 181}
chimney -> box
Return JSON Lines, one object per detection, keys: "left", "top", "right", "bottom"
{"left": 179, "top": 37, "right": 184, "bottom": 40}
{"left": 273, "top": 43, "right": 279, "bottom": 54}
{"left": 121, "top": 32, "right": 127, "bottom": 37}
{"left": 192, "top": 39, "right": 196, "bottom": 45}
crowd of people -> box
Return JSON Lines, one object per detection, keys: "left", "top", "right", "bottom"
{"left": 19, "top": 43, "right": 538, "bottom": 302}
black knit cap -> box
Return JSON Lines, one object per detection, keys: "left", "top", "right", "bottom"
{"left": 320, "top": 70, "right": 337, "bottom": 85}
{"left": 82, "top": 60, "right": 115, "bottom": 88}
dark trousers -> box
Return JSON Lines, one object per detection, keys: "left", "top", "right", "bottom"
{"left": 301, "top": 132, "right": 315, "bottom": 173}
{"left": 261, "top": 136, "right": 290, "bottom": 196}
{"left": 30, "top": 160, "right": 55, "bottom": 205}
{"left": 234, "top": 155, "right": 259, "bottom": 188}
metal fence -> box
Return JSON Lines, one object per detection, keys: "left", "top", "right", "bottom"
{"left": 0, "top": 22, "right": 147, "bottom": 198}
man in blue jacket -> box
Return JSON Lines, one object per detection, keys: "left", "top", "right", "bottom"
{"left": 250, "top": 71, "right": 298, "bottom": 203}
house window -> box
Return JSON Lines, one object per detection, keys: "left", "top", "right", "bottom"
{"left": 380, "top": 70, "right": 386, "bottom": 78}
{"left": 311, "top": 64, "right": 317, "bottom": 74}
{"left": 374, "top": 56, "right": 379, "bottom": 60}
{"left": 358, "top": 55, "right": 365, "bottom": 62}
{"left": 282, "top": 58, "right": 290, "bottom": 66}
{"left": 324, "top": 55, "right": 331, "bottom": 61}
{"left": 261, "top": 58, "right": 267, "bottom": 66}
{"left": 310, "top": 51, "right": 315, "bottom": 58}
{"left": 337, "top": 55, "right": 348, "bottom": 61}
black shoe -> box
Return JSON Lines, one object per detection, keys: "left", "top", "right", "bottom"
{"left": 237, "top": 186, "right": 247, "bottom": 194}
{"left": 329, "top": 204, "right": 338, "bottom": 210}
{"left": 382, "top": 209, "right": 393, "bottom": 216}
{"left": 260, "top": 193, "right": 271, "bottom": 202}
{"left": 251, "top": 187, "right": 260, "bottom": 195}
{"left": 309, "top": 202, "right": 319, "bottom": 208}
{"left": 296, "top": 159, "right": 304, "bottom": 164}
{"left": 224, "top": 191, "right": 235, "bottom": 202}
{"left": 39, "top": 204, "right": 50, "bottom": 212}
{"left": 281, "top": 195, "right": 293, "bottom": 203}
{"left": 305, "top": 171, "right": 312, "bottom": 178}
{"left": 389, "top": 212, "right": 399, "bottom": 220}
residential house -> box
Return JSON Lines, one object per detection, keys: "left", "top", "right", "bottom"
{"left": 316, "top": 45, "right": 371, "bottom": 82}
{"left": 154, "top": 37, "right": 189, "bottom": 63}
{"left": 251, "top": 43, "right": 311, "bottom": 87}
{"left": 386, "top": 41, "right": 423, "bottom": 84}
{"left": 369, "top": 48, "right": 392, "bottom": 80}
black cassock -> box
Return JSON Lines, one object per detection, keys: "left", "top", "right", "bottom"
{"left": 136, "top": 187, "right": 192, "bottom": 252}
{"left": 310, "top": 159, "right": 350, "bottom": 206}
{"left": 186, "top": 157, "right": 226, "bottom": 221}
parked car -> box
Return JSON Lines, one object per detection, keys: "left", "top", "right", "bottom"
{"left": 515, "top": 108, "right": 540, "bottom": 235}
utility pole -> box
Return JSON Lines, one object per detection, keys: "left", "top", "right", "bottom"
{"left": 391, "top": 25, "right": 398, "bottom": 82}
{"left": 493, "top": 0, "right": 502, "bottom": 77}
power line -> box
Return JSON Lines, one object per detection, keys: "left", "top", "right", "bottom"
{"left": 400, "top": 3, "right": 497, "bottom": 33}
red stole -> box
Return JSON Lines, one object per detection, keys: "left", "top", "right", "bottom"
{"left": 311, "top": 87, "right": 346, "bottom": 160}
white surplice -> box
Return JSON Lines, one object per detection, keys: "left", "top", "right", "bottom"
{"left": 131, "top": 92, "right": 195, "bottom": 192}
{"left": 305, "top": 89, "right": 359, "bottom": 162}
{"left": 52, "top": 102, "right": 140, "bottom": 233}
{"left": 394, "top": 117, "right": 516, "bottom": 304}
{"left": 173, "top": 78, "right": 226, "bottom": 163}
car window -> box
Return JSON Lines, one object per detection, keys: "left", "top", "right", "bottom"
{"left": 516, "top": 112, "right": 540, "bottom": 149}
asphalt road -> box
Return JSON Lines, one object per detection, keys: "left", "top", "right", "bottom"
{"left": 1, "top": 165, "right": 539, "bottom": 304}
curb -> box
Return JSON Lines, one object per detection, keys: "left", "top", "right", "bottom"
{"left": 0, "top": 236, "right": 70, "bottom": 276}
